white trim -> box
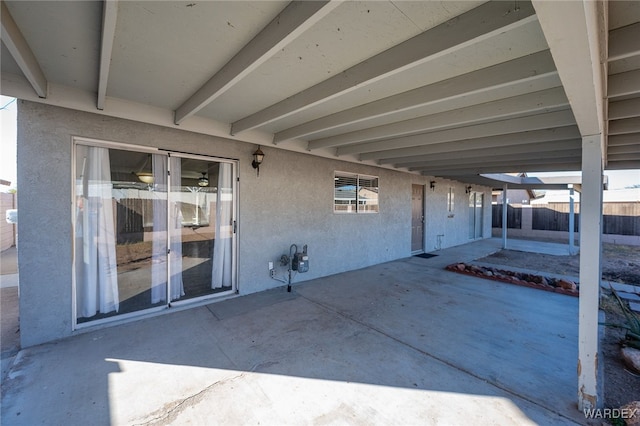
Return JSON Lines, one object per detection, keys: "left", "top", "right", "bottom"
{"left": 169, "top": 289, "right": 236, "bottom": 309}
{"left": 75, "top": 306, "right": 168, "bottom": 331}
{"left": 175, "top": 0, "right": 341, "bottom": 125}
{"left": 0, "top": 2, "right": 48, "bottom": 98}
{"left": 97, "top": 0, "right": 118, "bottom": 110}
{"left": 333, "top": 171, "right": 379, "bottom": 214}
{"left": 232, "top": 1, "right": 537, "bottom": 134}
{"left": 282, "top": 51, "right": 559, "bottom": 144}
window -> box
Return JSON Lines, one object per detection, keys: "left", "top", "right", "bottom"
{"left": 334, "top": 172, "right": 379, "bottom": 213}
{"left": 447, "top": 187, "right": 455, "bottom": 213}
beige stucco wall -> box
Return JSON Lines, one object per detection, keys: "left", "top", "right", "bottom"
{"left": 17, "top": 100, "right": 491, "bottom": 346}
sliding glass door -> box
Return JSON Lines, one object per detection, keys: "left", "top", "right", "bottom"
{"left": 74, "top": 141, "right": 236, "bottom": 326}
{"left": 170, "top": 156, "right": 235, "bottom": 304}
{"left": 468, "top": 192, "right": 484, "bottom": 240}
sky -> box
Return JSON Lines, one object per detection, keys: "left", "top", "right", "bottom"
{"left": 0, "top": 94, "right": 638, "bottom": 191}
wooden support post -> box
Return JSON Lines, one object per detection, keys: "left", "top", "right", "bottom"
{"left": 578, "top": 134, "right": 604, "bottom": 411}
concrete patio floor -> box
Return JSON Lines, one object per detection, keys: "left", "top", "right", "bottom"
{"left": 1, "top": 239, "right": 591, "bottom": 425}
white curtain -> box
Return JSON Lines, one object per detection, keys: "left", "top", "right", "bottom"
{"left": 212, "top": 163, "right": 233, "bottom": 289}
{"left": 76, "top": 146, "right": 119, "bottom": 317}
{"left": 151, "top": 155, "right": 184, "bottom": 303}
{"left": 169, "top": 156, "right": 185, "bottom": 300}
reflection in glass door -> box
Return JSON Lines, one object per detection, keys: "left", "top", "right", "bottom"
{"left": 74, "top": 141, "right": 236, "bottom": 326}
{"left": 170, "top": 157, "right": 235, "bottom": 303}
{"left": 468, "top": 192, "right": 484, "bottom": 240}
{"left": 75, "top": 145, "right": 168, "bottom": 323}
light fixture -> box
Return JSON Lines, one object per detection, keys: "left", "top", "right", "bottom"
{"left": 136, "top": 172, "right": 154, "bottom": 185}
{"left": 465, "top": 185, "right": 472, "bottom": 194}
{"left": 252, "top": 146, "right": 264, "bottom": 177}
{"left": 430, "top": 181, "right": 436, "bottom": 191}
{"left": 198, "top": 172, "right": 209, "bottom": 187}
{"left": 135, "top": 154, "right": 154, "bottom": 184}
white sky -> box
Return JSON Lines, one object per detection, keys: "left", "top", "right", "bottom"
{"left": 0, "top": 95, "right": 638, "bottom": 191}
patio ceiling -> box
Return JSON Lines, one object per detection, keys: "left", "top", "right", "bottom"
{"left": 2, "top": 1, "right": 639, "bottom": 181}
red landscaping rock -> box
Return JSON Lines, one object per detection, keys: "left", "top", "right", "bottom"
{"left": 621, "top": 346, "right": 640, "bottom": 374}
{"left": 444, "top": 263, "right": 579, "bottom": 297}
{"left": 558, "top": 279, "right": 577, "bottom": 291}
{"left": 621, "top": 401, "right": 640, "bottom": 426}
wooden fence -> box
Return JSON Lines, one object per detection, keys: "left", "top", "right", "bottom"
{"left": 532, "top": 203, "right": 581, "bottom": 232}
{"left": 491, "top": 205, "right": 522, "bottom": 229}
{"left": 528, "top": 202, "right": 639, "bottom": 235}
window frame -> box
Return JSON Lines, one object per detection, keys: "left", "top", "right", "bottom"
{"left": 333, "top": 171, "right": 379, "bottom": 214}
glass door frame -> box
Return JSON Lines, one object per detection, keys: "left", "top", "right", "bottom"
{"left": 71, "top": 137, "right": 238, "bottom": 330}
{"left": 166, "top": 151, "right": 238, "bottom": 308}
{"left": 468, "top": 191, "right": 484, "bottom": 240}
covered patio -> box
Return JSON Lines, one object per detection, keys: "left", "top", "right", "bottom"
{"left": 2, "top": 0, "right": 640, "bottom": 412}
{"left": 1, "top": 239, "right": 587, "bottom": 425}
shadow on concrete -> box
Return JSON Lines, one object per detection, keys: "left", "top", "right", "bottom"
{"left": 1, "top": 240, "right": 588, "bottom": 425}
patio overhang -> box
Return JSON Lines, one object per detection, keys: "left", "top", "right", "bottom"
{"left": 475, "top": 173, "right": 610, "bottom": 192}
{"left": 2, "top": 0, "right": 639, "bottom": 412}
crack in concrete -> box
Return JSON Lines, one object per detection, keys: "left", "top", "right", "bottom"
{"left": 132, "top": 373, "right": 246, "bottom": 426}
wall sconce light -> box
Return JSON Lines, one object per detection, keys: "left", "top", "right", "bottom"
{"left": 430, "top": 181, "right": 436, "bottom": 191}
{"left": 252, "top": 146, "right": 264, "bottom": 177}
{"left": 465, "top": 185, "right": 472, "bottom": 194}
{"left": 198, "top": 172, "right": 209, "bottom": 187}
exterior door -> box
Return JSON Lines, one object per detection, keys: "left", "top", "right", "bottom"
{"left": 411, "top": 184, "right": 424, "bottom": 252}
{"left": 74, "top": 140, "right": 237, "bottom": 327}
{"left": 169, "top": 156, "right": 236, "bottom": 304}
{"left": 468, "top": 192, "right": 484, "bottom": 239}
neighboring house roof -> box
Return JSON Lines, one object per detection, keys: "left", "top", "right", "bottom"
{"left": 530, "top": 188, "right": 640, "bottom": 204}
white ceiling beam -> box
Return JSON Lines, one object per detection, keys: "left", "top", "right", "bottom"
{"left": 421, "top": 156, "right": 580, "bottom": 171}
{"left": 374, "top": 127, "right": 581, "bottom": 163}
{"left": 1, "top": 72, "right": 273, "bottom": 145}
{"left": 605, "top": 160, "right": 640, "bottom": 170}
{"left": 338, "top": 109, "right": 576, "bottom": 157}
{"left": 608, "top": 152, "right": 640, "bottom": 162}
{"left": 1, "top": 1, "right": 48, "bottom": 98}
{"left": 608, "top": 22, "right": 640, "bottom": 62}
{"left": 174, "top": 1, "right": 341, "bottom": 125}
{"left": 392, "top": 140, "right": 581, "bottom": 167}
{"left": 608, "top": 69, "right": 640, "bottom": 98}
{"left": 609, "top": 98, "right": 640, "bottom": 120}
{"left": 307, "top": 86, "right": 568, "bottom": 149}
{"left": 231, "top": 0, "right": 537, "bottom": 134}
{"left": 520, "top": 175, "right": 583, "bottom": 185}
{"left": 608, "top": 134, "right": 639, "bottom": 147}
{"left": 1, "top": 73, "right": 400, "bottom": 174}
{"left": 97, "top": 0, "right": 118, "bottom": 110}
{"left": 532, "top": 0, "right": 606, "bottom": 137}
{"left": 277, "top": 50, "right": 557, "bottom": 144}
{"left": 607, "top": 144, "right": 640, "bottom": 156}
{"left": 609, "top": 117, "right": 640, "bottom": 135}
{"left": 408, "top": 150, "right": 581, "bottom": 171}
{"left": 420, "top": 161, "right": 582, "bottom": 176}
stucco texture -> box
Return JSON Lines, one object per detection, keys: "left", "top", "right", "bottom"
{"left": 17, "top": 101, "right": 490, "bottom": 346}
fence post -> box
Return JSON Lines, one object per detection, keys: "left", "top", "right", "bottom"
{"left": 569, "top": 184, "right": 576, "bottom": 254}
{"left": 502, "top": 184, "right": 508, "bottom": 249}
